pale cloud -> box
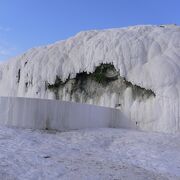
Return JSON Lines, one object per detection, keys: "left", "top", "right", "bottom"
{"left": 0, "top": 26, "right": 15, "bottom": 60}
{"left": 0, "top": 49, "right": 7, "bottom": 56}
{"left": 0, "top": 45, "right": 17, "bottom": 61}
{"left": 0, "top": 47, "right": 10, "bottom": 60}
{"left": 0, "top": 42, "right": 17, "bottom": 61}
{"left": 0, "top": 26, "right": 11, "bottom": 32}
{"left": 0, "top": 47, "right": 10, "bottom": 56}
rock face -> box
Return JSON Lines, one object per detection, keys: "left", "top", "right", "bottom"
{"left": 45, "top": 63, "right": 155, "bottom": 103}
{"left": 0, "top": 24, "right": 180, "bottom": 133}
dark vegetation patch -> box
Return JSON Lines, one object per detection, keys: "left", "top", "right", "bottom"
{"left": 45, "top": 63, "right": 155, "bottom": 101}
{"left": 46, "top": 63, "right": 117, "bottom": 89}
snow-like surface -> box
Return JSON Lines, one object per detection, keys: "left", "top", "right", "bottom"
{"left": 0, "top": 25, "right": 180, "bottom": 133}
{"left": 0, "top": 126, "right": 180, "bottom": 180}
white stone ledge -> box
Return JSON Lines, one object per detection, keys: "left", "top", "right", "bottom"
{"left": 0, "top": 96, "right": 135, "bottom": 131}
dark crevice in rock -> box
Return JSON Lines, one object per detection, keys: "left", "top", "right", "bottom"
{"left": 17, "top": 69, "right": 21, "bottom": 83}
{"left": 123, "top": 78, "right": 156, "bottom": 98}
{"left": 25, "top": 82, "right": 28, "bottom": 88}
{"left": 47, "top": 75, "right": 70, "bottom": 89}
{"left": 46, "top": 63, "right": 156, "bottom": 101}
{"left": 24, "top": 61, "right": 28, "bottom": 66}
{"left": 91, "top": 63, "right": 118, "bottom": 84}
{"left": 46, "top": 75, "right": 70, "bottom": 99}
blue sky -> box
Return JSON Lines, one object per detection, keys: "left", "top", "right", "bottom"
{"left": 0, "top": 0, "right": 179, "bottom": 61}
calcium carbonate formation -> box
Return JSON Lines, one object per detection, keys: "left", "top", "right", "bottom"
{"left": 0, "top": 24, "right": 180, "bottom": 133}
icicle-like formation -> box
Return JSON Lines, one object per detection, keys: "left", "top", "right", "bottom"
{"left": 0, "top": 24, "right": 180, "bottom": 133}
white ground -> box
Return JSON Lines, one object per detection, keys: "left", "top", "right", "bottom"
{"left": 0, "top": 126, "right": 180, "bottom": 180}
